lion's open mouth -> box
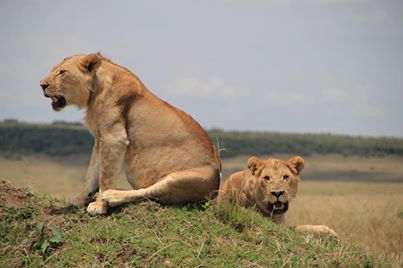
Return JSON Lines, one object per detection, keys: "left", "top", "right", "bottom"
{"left": 47, "top": 95, "right": 66, "bottom": 111}
{"left": 268, "top": 201, "right": 289, "bottom": 215}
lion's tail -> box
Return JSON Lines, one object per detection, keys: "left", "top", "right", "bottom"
{"left": 214, "top": 138, "right": 224, "bottom": 181}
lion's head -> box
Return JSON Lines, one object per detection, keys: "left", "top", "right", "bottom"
{"left": 40, "top": 53, "right": 102, "bottom": 111}
{"left": 246, "top": 155, "right": 304, "bottom": 216}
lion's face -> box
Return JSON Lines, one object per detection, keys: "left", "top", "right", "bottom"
{"left": 40, "top": 54, "right": 101, "bottom": 111}
{"left": 247, "top": 156, "right": 304, "bottom": 216}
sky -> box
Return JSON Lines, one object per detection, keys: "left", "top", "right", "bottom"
{"left": 0, "top": 0, "right": 402, "bottom": 137}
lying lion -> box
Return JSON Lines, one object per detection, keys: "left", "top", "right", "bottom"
{"left": 218, "top": 156, "right": 338, "bottom": 238}
{"left": 40, "top": 53, "right": 220, "bottom": 215}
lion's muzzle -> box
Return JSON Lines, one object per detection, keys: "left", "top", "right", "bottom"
{"left": 43, "top": 93, "right": 66, "bottom": 111}
{"left": 51, "top": 95, "right": 66, "bottom": 111}
{"left": 268, "top": 201, "right": 289, "bottom": 215}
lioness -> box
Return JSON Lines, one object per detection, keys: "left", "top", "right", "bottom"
{"left": 40, "top": 53, "right": 220, "bottom": 216}
{"left": 219, "top": 156, "right": 338, "bottom": 238}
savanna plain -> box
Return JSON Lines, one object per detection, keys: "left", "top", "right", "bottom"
{"left": 1, "top": 153, "right": 402, "bottom": 266}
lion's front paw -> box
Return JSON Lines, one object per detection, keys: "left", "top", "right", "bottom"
{"left": 86, "top": 200, "right": 108, "bottom": 216}
{"left": 296, "top": 225, "right": 339, "bottom": 239}
{"left": 101, "top": 190, "right": 126, "bottom": 207}
{"left": 319, "top": 225, "right": 338, "bottom": 238}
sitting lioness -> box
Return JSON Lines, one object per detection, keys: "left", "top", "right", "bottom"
{"left": 40, "top": 53, "right": 220, "bottom": 216}
{"left": 219, "top": 156, "right": 338, "bottom": 238}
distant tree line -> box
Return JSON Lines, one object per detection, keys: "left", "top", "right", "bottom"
{"left": 210, "top": 130, "right": 403, "bottom": 157}
{"left": 0, "top": 123, "right": 92, "bottom": 156}
{"left": 0, "top": 122, "right": 402, "bottom": 158}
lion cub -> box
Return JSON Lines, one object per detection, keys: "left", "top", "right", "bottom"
{"left": 219, "top": 155, "right": 338, "bottom": 238}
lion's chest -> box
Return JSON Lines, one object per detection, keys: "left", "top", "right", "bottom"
{"left": 83, "top": 112, "right": 101, "bottom": 138}
{"left": 84, "top": 122, "right": 96, "bottom": 137}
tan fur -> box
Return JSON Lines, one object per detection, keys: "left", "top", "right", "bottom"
{"left": 218, "top": 156, "right": 338, "bottom": 238}
{"left": 40, "top": 53, "right": 220, "bottom": 215}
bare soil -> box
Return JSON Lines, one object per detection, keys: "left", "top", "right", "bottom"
{"left": 0, "top": 180, "right": 33, "bottom": 208}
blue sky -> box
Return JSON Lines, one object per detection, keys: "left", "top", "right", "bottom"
{"left": 0, "top": 0, "right": 402, "bottom": 137}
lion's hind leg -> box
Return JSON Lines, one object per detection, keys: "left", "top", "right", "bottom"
{"left": 101, "top": 166, "right": 219, "bottom": 207}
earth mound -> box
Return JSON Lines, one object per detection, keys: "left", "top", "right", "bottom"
{"left": 0, "top": 180, "right": 33, "bottom": 208}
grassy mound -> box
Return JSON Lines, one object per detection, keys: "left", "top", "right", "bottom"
{"left": 0, "top": 181, "right": 380, "bottom": 267}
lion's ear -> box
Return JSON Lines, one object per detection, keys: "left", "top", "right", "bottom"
{"left": 80, "top": 53, "right": 102, "bottom": 74}
{"left": 247, "top": 156, "right": 264, "bottom": 176}
{"left": 287, "top": 156, "right": 305, "bottom": 175}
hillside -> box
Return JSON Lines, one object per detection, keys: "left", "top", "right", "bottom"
{"left": 0, "top": 180, "right": 380, "bottom": 267}
{"left": 1, "top": 121, "right": 403, "bottom": 158}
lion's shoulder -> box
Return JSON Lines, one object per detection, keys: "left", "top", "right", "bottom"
{"left": 219, "top": 170, "right": 248, "bottom": 198}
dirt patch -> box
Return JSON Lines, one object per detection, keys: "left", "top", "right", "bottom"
{"left": 0, "top": 180, "right": 33, "bottom": 208}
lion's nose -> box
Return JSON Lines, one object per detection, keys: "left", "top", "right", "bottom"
{"left": 40, "top": 83, "right": 49, "bottom": 91}
{"left": 271, "top": 191, "right": 284, "bottom": 198}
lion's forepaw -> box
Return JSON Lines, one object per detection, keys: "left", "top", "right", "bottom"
{"left": 101, "top": 190, "right": 126, "bottom": 207}
{"left": 86, "top": 200, "right": 108, "bottom": 216}
{"left": 296, "top": 224, "right": 339, "bottom": 240}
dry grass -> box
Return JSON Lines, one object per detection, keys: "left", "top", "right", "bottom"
{"left": 0, "top": 155, "right": 87, "bottom": 198}
{"left": 0, "top": 155, "right": 130, "bottom": 198}
{"left": 286, "top": 181, "right": 403, "bottom": 267}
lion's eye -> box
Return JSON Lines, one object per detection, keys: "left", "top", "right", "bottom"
{"left": 59, "top": 70, "right": 66, "bottom": 75}
{"left": 263, "top": 175, "right": 270, "bottom": 181}
{"left": 283, "top": 175, "right": 289, "bottom": 181}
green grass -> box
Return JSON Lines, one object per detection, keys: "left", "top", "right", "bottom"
{"left": 0, "top": 185, "right": 383, "bottom": 267}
